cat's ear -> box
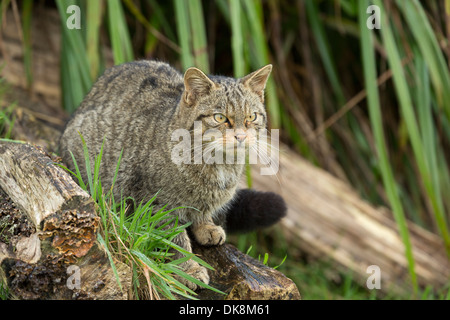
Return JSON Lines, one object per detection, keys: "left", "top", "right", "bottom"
{"left": 241, "top": 64, "right": 272, "bottom": 102}
{"left": 183, "top": 67, "right": 217, "bottom": 106}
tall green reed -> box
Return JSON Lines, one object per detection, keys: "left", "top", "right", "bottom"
{"left": 359, "top": 0, "right": 417, "bottom": 294}
{"left": 374, "top": 0, "right": 450, "bottom": 257}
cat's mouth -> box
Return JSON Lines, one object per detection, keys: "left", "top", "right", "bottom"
{"left": 222, "top": 138, "right": 255, "bottom": 151}
{"left": 204, "top": 134, "right": 255, "bottom": 151}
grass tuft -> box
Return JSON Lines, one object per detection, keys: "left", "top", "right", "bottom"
{"left": 59, "top": 135, "right": 224, "bottom": 299}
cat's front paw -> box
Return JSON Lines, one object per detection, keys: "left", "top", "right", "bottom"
{"left": 177, "top": 260, "right": 210, "bottom": 291}
{"left": 192, "top": 224, "right": 226, "bottom": 246}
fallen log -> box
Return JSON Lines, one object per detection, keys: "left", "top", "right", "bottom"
{"left": 250, "top": 146, "right": 450, "bottom": 295}
{"left": 0, "top": 141, "right": 300, "bottom": 300}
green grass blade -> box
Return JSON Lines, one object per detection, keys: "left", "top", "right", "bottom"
{"left": 56, "top": 0, "right": 92, "bottom": 112}
{"left": 0, "top": 99, "right": 16, "bottom": 140}
{"left": 98, "top": 233, "right": 123, "bottom": 291}
{"left": 399, "top": 0, "right": 450, "bottom": 120}
{"left": 68, "top": 150, "right": 87, "bottom": 190}
{"left": 242, "top": 0, "right": 280, "bottom": 128}
{"left": 77, "top": 132, "right": 94, "bottom": 197}
{"left": 93, "top": 138, "right": 105, "bottom": 200}
{"left": 108, "top": 148, "right": 123, "bottom": 196}
{"left": 359, "top": 0, "right": 418, "bottom": 293}
{"left": 229, "top": 0, "right": 245, "bottom": 77}
{"left": 61, "top": 35, "right": 85, "bottom": 112}
{"left": 414, "top": 53, "right": 447, "bottom": 229}
{"left": 107, "top": 0, "right": 134, "bottom": 65}
{"left": 174, "top": 0, "right": 194, "bottom": 69}
{"left": 56, "top": 0, "right": 92, "bottom": 85}
{"left": 187, "top": 0, "right": 209, "bottom": 73}
{"left": 305, "top": 0, "right": 345, "bottom": 106}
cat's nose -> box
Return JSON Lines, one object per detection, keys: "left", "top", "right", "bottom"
{"left": 235, "top": 130, "right": 247, "bottom": 143}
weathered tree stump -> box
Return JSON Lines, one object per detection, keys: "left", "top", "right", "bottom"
{"left": 0, "top": 141, "right": 300, "bottom": 300}
{"left": 0, "top": 141, "right": 130, "bottom": 299}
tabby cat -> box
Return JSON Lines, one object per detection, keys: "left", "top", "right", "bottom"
{"left": 59, "top": 61, "right": 286, "bottom": 290}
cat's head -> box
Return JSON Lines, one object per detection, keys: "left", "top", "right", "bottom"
{"left": 179, "top": 65, "right": 272, "bottom": 156}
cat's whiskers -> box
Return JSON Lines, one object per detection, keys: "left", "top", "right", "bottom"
{"left": 255, "top": 139, "right": 279, "bottom": 160}
{"left": 254, "top": 138, "right": 281, "bottom": 153}
{"left": 191, "top": 142, "right": 208, "bottom": 159}
{"left": 251, "top": 142, "right": 282, "bottom": 187}
{"left": 189, "top": 132, "right": 221, "bottom": 161}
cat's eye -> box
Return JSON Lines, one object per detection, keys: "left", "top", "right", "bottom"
{"left": 246, "top": 112, "right": 257, "bottom": 122}
{"left": 214, "top": 113, "right": 228, "bottom": 123}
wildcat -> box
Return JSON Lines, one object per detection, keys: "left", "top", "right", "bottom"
{"left": 59, "top": 60, "right": 286, "bottom": 290}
